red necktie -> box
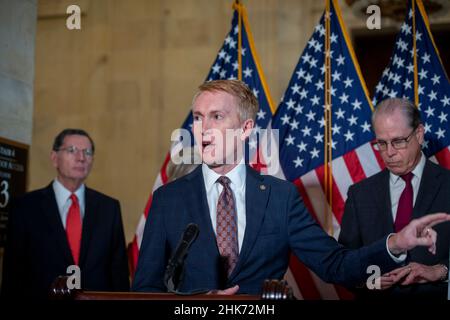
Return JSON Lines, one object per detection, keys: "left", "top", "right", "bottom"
{"left": 66, "top": 194, "right": 82, "bottom": 265}
{"left": 216, "top": 176, "right": 239, "bottom": 277}
{"left": 394, "top": 172, "right": 414, "bottom": 232}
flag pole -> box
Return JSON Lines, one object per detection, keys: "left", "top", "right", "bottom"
{"left": 233, "top": 0, "right": 243, "bottom": 80}
{"left": 412, "top": 0, "right": 419, "bottom": 107}
{"left": 324, "top": 0, "right": 333, "bottom": 236}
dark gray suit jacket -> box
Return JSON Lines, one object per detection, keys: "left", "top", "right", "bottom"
{"left": 339, "top": 160, "right": 450, "bottom": 299}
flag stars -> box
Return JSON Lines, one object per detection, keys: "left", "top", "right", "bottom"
{"left": 299, "top": 89, "right": 308, "bottom": 100}
{"left": 424, "top": 106, "right": 435, "bottom": 118}
{"left": 431, "top": 74, "right": 440, "bottom": 85}
{"left": 332, "top": 70, "right": 341, "bottom": 81}
{"left": 435, "top": 128, "right": 446, "bottom": 139}
{"left": 438, "top": 112, "right": 447, "bottom": 123}
{"left": 418, "top": 69, "right": 428, "bottom": 80}
{"left": 348, "top": 114, "right": 358, "bottom": 126}
{"left": 306, "top": 110, "right": 316, "bottom": 122}
{"left": 336, "top": 54, "right": 345, "bottom": 66}
{"left": 285, "top": 134, "right": 295, "bottom": 146}
{"left": 421, "top": 53, "right": 430, "bottom": 64}
{"left": 441, "top": 95, "right": 450, "bottom": 107}
{"left": 343, "top": 77, "right": 353, "bottom": 88}
{"left": 289, "top": 119, "right": 299, "bottom": 130}
{"left": 344, "top": 130, "right": 354, "bottom": 141}
{"left": 403, "top": 79, "right": 412, "bottom": 90}
{"left": 304, "top": 73, "right": 313, "bottom": 83}
{"left": 339, "top": 93, "right": 349, "bottom": 104}
{"left": 332, "top": 124, "right": 341, "bottom": 135}
{"left": 286, "top": 99, "right": 296, "bottom": 109}
{"left": 315, "top": 79, "right": 324, "bottom": 91}
{"left": 280, "top": 114, "right": 291, "bottom": 125}
{"left": 428, "top": 90, "right": 437, "bottom": 101}
{"left": 257, "top": 109, "right": 266, "bottom": 120}
{"left": 252, "top": 88, "right": 259, "bottom": 98}
{"left": 310, "top": 95, "right": 320, "bottom": 106}
{"left": 224, "top": 54, "right": 232, "bottom": 64}
{"left": 291, "top": 83, "right": 301, "bottom": 95}
{"left": 351, "top": 99, "right": 362, "bottom": 110}
{"left": 297, "top": 141, "right": 308, "bottom": 152}
{"left": 294, "top": 104, "right": 304, "bottom": 115}
{"left": 212, "top": 63, "right": 221, "bottom": 74}
{"left": 243, "top": 67, "right": 253, "bottom": 78}
{"left": 293, "top": 157, "right": 304, "bottom": 168}
{"left": 310, "top": 148, "right": 320, "bottom": 159}
{"left": 361, "top": 121, "right": 371, "bottom": 132}
{"left": 424, "top": 122, "right": 432, "bottom": 133}
{"left": 314, "top": 132, "right": 324, "bottom": 143}
{"left": 335, "top": 108, "right": 345, "bottom": 119}
{"left": 301, "top": 126, "right": 312, "bottom": 136}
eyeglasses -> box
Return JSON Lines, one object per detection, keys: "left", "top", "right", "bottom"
{"left": 372, "top": 129, "right": 416, "bottom": 151}
{"left": 58, "top": 145, "right": 94, "bottom": 158}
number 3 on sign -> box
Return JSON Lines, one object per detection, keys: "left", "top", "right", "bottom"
{"left": 0, "top": 180, "right": 9, "bottom": 208}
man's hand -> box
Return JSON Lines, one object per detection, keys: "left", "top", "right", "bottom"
{"left": 207, "top": 285, "right": 239, "bottom": 295}
{"left": 377, "top": 267, "right": 411, "bottom": 290}
{"left": 386, "top": 262, "right": 448, "bottom": 285}
{"left": 388, "top": 213, "right": 450, "bottom": 255}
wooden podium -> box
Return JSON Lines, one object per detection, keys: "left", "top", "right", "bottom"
{"left": 50, "top": 277, "right": 294, "bottom": 300}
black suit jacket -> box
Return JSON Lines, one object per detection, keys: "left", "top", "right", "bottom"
{"left": 1, "top": 183, "right": 130, "bottom": 298}
{"left": 339, "top": 160, "right": 450, "bottom": 299}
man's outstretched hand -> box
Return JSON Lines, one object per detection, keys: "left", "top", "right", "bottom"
{"left": 388, "top": 212, "right": 450, "bottom": 256}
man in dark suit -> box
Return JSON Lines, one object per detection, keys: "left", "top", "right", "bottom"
{"left": 132, "top": 80, "right": 449, "bottom": 295}
{"left": 1, "top": 129, "right": 129, "bottom": 298}
{"left": 339, "top": 98, "right": 450, "bottom": 299}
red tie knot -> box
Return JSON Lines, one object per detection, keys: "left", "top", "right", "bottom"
{"left": 400, "top": 172, "right": 414, "bottom": 183}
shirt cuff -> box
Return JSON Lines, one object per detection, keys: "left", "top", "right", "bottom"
{"left": 386, "top": 233, "right": 407, "bottom": 263}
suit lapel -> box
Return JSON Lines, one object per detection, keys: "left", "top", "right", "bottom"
{"left": 79, "top": 187, "right": 98, "bottom": 267}
{"left": 41, "top": 184, "right": 74, "bottom": 265}
{"left": 229, "top": 166, "right": 269, "bottom": 280}
{"left": 374, "top": 169, "right": 395, "bottom": 234}
{"left": 412, "top": 160, "right": 442, "bottom": 220}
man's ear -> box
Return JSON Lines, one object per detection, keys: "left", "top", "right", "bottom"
{"left": 50, "top": 151, "right": 58, "bottom": 169}
{"left": 416, "top": 123, "right": 425, "bottom": 145}
{"left": 240, "top": 119, "right": 254, "bottom": 141}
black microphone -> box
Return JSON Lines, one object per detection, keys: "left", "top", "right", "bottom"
{"left": 164, "top": 223, "right": 199, "bottom": 293}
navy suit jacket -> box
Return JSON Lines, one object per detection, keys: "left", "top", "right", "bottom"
{"left": 1, "top": 183, "right": 130, "bottom": 298}
{"left": 339, "top": 160, "right": 450, "bottom": 298}
{"left": 133, "top": 166, "right": 400, "bottom": 295}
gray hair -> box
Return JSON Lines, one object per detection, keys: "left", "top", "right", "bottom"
{"left": 372, "top": 98, "right": 422, "bottom": 130}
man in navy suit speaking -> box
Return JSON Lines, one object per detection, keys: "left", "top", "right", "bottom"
{"left": 132, "top": 80, "right": 449, "bottom": 295}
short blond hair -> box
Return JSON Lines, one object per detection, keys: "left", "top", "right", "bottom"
{"left": 192, "top": 80, "right": 259, "bottom": 122}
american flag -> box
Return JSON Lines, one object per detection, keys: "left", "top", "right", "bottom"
{"left": 270, "top": 0, "right": 382, "bottom": 299}
{"left": 372, "top": 0, "right": 450, "bottom": 169}
{"left": 128, "top": 2, "right": 275, "bottom": 276}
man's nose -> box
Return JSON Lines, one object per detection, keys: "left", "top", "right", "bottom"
{"left": 75, "top": 150, "right": 86, "bottom": 161}
{"left": 385, "top": 143, "right": 397, "bottom": 157}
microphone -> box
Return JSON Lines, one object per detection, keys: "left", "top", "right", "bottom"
{"left": 164, "top": 223, "right": 199, "bottom": 293}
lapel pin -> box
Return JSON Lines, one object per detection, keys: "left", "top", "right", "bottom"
{"left": 260, "top": 184, "right": 266, "bottom": 191}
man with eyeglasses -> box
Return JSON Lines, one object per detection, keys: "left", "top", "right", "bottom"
{"left": 339, "top": 98, "right": 450, "bottom": 299}
{"left": 1, "top": 129, "right": 129, "bottom": 298}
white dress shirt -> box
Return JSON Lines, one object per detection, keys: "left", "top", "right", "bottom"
{"left": 52, "top": 179, "right": 85, "bottom": 229}
{"left": 389, "top": 152, "right": 426, "bottom": 220}
{"left": 202, "top": 161, "right": 246, "bottom": 252}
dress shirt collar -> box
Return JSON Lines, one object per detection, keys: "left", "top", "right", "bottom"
{"left": 202, "top": 159, "right": 246, "bottom": 193}
{"left": 53, "top": 178, "right": 85, "bottom": 211}
{"left": 389, "top": 152, "right": 426, "bottom": 185}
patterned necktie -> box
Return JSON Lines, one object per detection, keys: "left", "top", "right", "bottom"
{"left": 394, "top": 172, "right": 414, "bottom": 232}
{"left": 66, "top": 194, "right": 82, "bottom": 265}
{"left": 216, "top": 176, "right": 239, "bottom": 277}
